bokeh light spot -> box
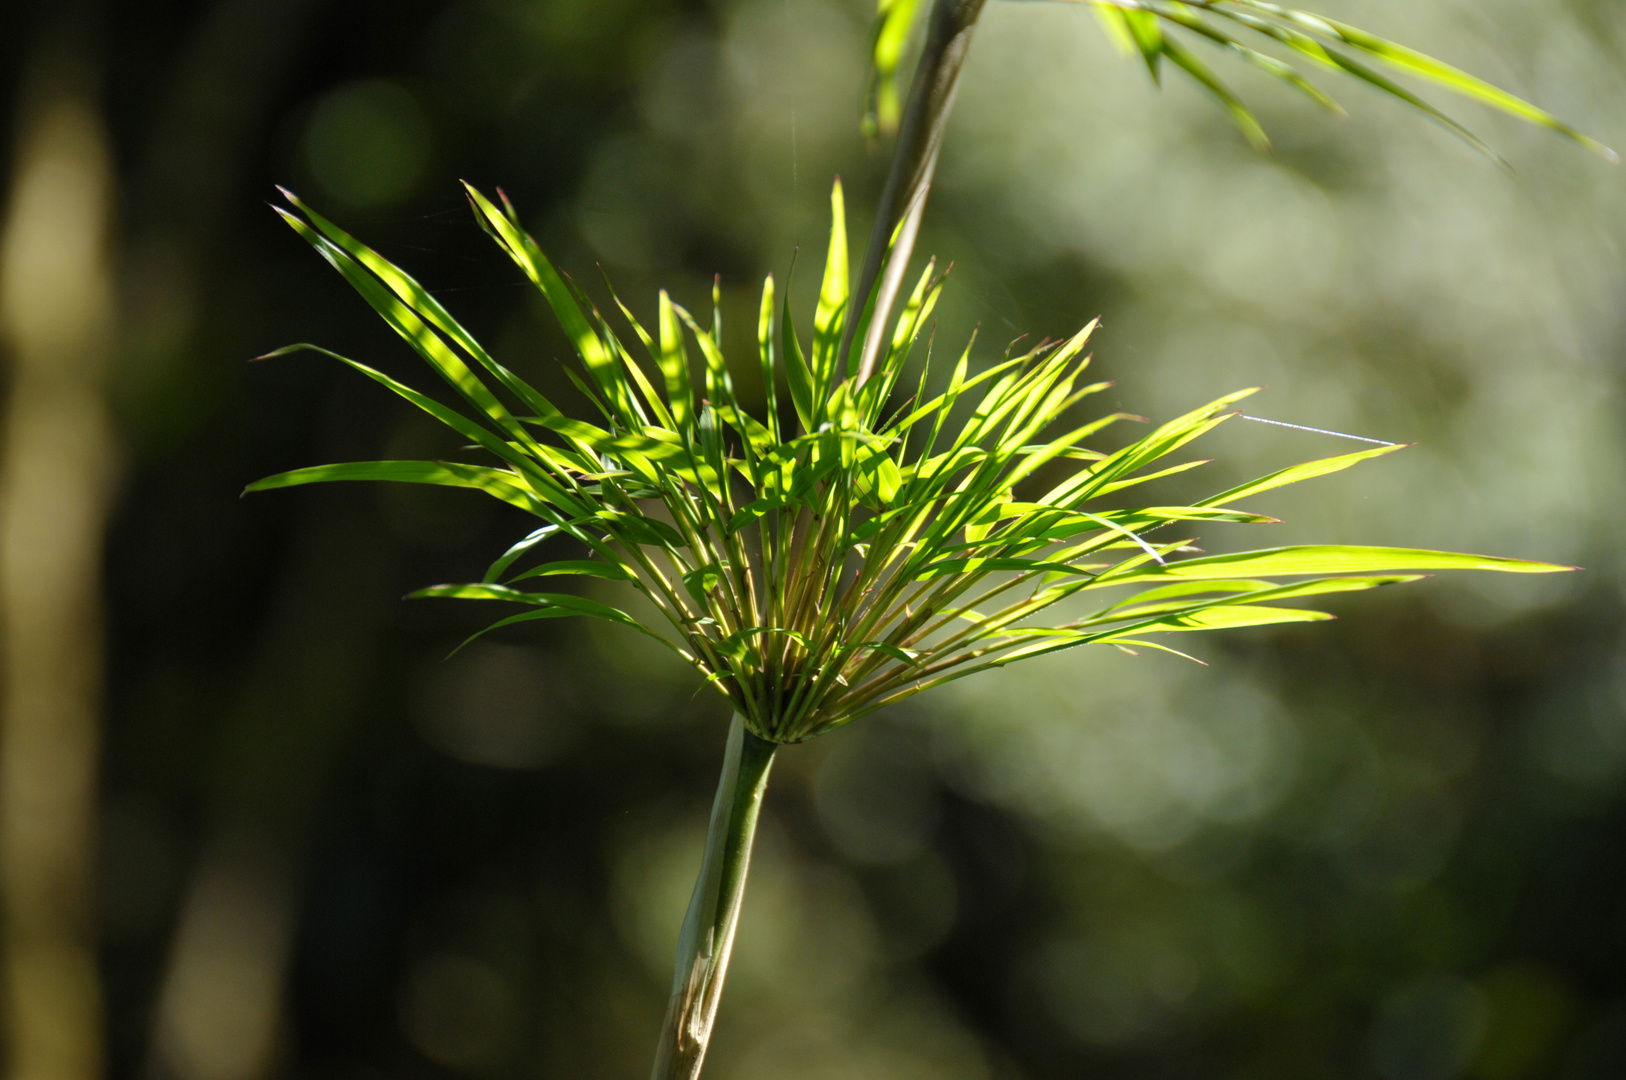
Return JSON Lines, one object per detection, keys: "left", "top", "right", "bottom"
{"left": 400, "top": 952, "right": 518, "bottom": 1070}
{"left": 303, "top": 79, "right": 431, "bottom": 208}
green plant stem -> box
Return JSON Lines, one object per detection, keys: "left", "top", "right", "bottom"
{"left": 650, "top": 714, "right": 777, "bottom": 1080}
{"left": 847, "top": 0, "right": 987, "bottom": 385}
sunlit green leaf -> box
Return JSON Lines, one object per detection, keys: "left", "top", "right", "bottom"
{"left": 1234, "top": 0, "right": 1618, "bottom": 160}
{"left": 1120, "top": 603, "right": 1334, "bottom": 632}
{"left": 1101, "top": 545, "right": 1575, "bottom": 585}
{"left": 243, "top": 459, "right": 541, "bottom": 513}
{"left": 863, "top": 0, "right": 925, "bottom": 138}
{"left": 506, "top": 559, "right": 634, "bottom": 584}
{"left": 811, "top": 179, "right": 851, "bottom": 407}
{"left": 254, "top": 183, "right": 1582, "bottom": 743}
{"left": 1161, "top": 35, "right": 1270, "bottom": 150}
{"left": 1202, "top": 443, "right": 1406, "bottom": 506}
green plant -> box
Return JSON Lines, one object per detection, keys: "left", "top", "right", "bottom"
{"left": 853, "top": 0, "right": 1614, "bottom": 383}
{"left": 249, "top": 3, "right": 1607, "bottom": 1078}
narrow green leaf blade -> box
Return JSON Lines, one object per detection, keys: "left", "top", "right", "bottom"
{"left": 1123, "top": 8, "right": 1165, "bottom": 82}
{"left": 277, "top": 190, "right": 565, "bottom": 423}
{"left": 783, "top": 286, "right": 815, "bottom": 433}
{"left": 758, "top": 273, "right": 780, "bottom": 442}
{"left": 1105, "top": 545, "right": 1577, "bottom": 584}
{"left": 863, "top": 0, "right": 924, "bottom": 138}
{"left": 1116, "top": 604, "right": 1334, "bottom": 632}
{"left": 463, "top": 184, "right": 636, "bottom": 418}
{"left": 244, "top": 459, "right": 545, "bottom": 515}
{"left": 1251, "top": 3, "right": 1618, "bottom": 160}
{"left": 1201, "top": 443, "right": 1406, "bottom": 506}
{"left": 657, "top": 291, "right": 694, "bottom": 431}
{"left": 506, "top": 559, "right": 634, "bottom": 583}
{"left": 811, "top": 178, "right": 850, "bottom": 405}
{"left": 1161, "top": 35, "right": 1270, "bottom": 150}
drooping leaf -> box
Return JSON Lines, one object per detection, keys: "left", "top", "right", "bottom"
{"left": 1161, "top": 35, "right": 1270, "bottom": 150}
{"left": 1122, "top": 7, "right": 1165, "bottom": 82}
{"left": 1236, "top": 0, "right": 1618, "bottom": 160}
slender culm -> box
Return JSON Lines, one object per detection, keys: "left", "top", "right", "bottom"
{"left": 650, "top": 716, "right": 775, "bottom": 1080}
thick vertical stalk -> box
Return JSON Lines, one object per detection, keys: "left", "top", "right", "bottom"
{"left": 846, "top": 0, "right": 987, "bottom": 385}
{"left": 650, "top": 715, "right": 777, "bottom": 1080}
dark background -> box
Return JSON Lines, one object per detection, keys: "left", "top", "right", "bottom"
{"left": 2, "top": 1, "right": 1625, "bottom": 1079}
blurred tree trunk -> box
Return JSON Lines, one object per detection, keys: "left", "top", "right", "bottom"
{"left": 0, "top": 30, "right": 117, "bottom": 1080}
{"left": 116, "top": 3, "right": 350, "bottom": 1079}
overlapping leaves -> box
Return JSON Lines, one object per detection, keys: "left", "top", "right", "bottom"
{"left": 249, "top": 180, "right": 1573, "bottom": 742}
{"left": 866, "top": 0, "right": 1615, "bottom": 160}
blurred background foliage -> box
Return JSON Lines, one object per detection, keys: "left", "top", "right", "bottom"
{"left": 0, "top": 1, "right": 1624, "bottom": 1079}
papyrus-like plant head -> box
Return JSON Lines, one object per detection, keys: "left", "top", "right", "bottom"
{"left": 249, "top": 180, "right": 1572, "bottom": 744}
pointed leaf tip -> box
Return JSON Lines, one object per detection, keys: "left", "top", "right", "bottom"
{"left": 250, "top": 343, "right": 305, "bottom": 362}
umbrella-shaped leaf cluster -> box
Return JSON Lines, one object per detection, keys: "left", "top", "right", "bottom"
{"left": 248, "top": 180, "right": 1572, "bottom": 743}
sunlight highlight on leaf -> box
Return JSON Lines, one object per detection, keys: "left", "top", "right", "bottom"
{"left": 250, "top": 185, "right": 1575, "bottom": 744}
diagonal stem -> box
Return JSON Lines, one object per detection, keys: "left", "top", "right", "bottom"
{"left": 649, "top": 714, "right": 777, "bottom": 1080}
{"left": 845, "top": 0, "right": 988, "bottom": 385}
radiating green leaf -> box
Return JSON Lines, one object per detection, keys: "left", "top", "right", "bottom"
{"left": 782, "top": 281, "right": 815, "bottom": 433}
{"left": 811, "top": 179, "right": 851, "bottom": 405}
{"left": 506, "top": 559, "right": 634, "bottom": 584}
{"left": 1154, "top": 10, "right": 1343, "bottom": 114}
{"left": 482, "top": 525, "right": 560, "bottom": 583}
{"left": 837, "top": 640, "right": 922, "bottom": 666}
{"left": 1123, "top": 7, "right": 1165, "bottom": 82}
{"left": 1237, "top": 0, "right": 1618, "bottom": 160}
{"left": 448, "top": 606, "right": 687, "bottom": 659}
{"left": 758, "top": 274, "right": 780, "bottom": 442}
{"left": 1206, "top": 8, "right": 1504, "bottom": 161}
{"left": 1202, "top": 443, "right": 1405, "bottom": 506}
{"left": 863, "top": 0, "right": 924, "bottom": 138}
{"left": 1114, "top": 603, "right": 1333, "bottom": 632}
{"left": 656, "top": 291, "right": 694, "bottom": 431}
{"left": 1161, "top": 35, "right": 1270, "bottom": 150}
{"left": 1098, "top": 637, "right": 1210, "bottom": 664}
{"left": 1092, "top": 5, "right": 1137, "bottom": 58}
{"left": 682, "top": 564, "right": 726, "bottom": 607}
{"left": 1095, "top": 574, "right": 1424, "bottom": 622}
{"left": 277, "top": 190, "right": 565, "bottom": 425}
{"left": 1102, "top": 545, "right": 1576, "bottom": 584}
{"left": 243, "top": 460, "right": 542, "bottom": 514}
{"left": 464, "top": 184, "right": 637, "bottom": 420}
